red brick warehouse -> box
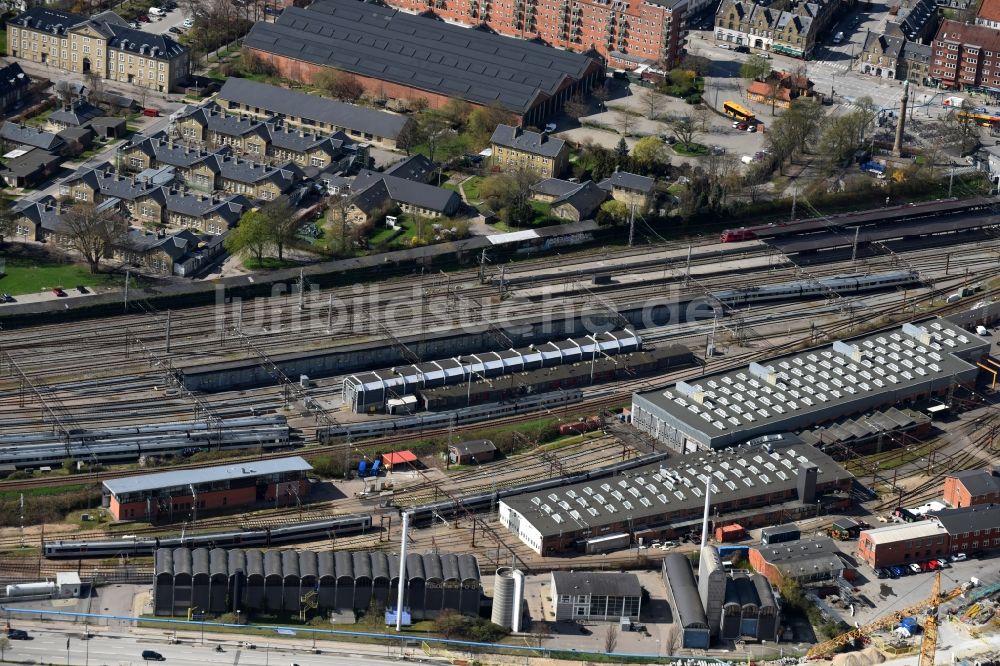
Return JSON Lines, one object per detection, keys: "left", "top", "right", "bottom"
{"left": 102, "top": 456, "right": 312, "bottom": 522}
{"left": 242, "top": 0, "right": 606, "bottom": 127}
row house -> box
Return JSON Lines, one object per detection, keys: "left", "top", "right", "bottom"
{"left": 0, "top": 62, "right": 30, "bottom": 113}
{"left": 714, "top": 0, "right": 836, "bottom": 59}
{"left": 345, "top": 170, "right": 461, "bottom": 226}
{"left": 173, "top": 106, "right": 368, "bottom": 172}
{"left": 858, "top": 32, "right": 931, "bottom": 84}
{"left": 115, "top": 228, "right": 225, "bottom": 276}
{"left": 930, "top": 20, "right": 1000, "bottom": 90}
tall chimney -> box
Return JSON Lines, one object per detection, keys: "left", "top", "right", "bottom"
{"left": 892, "top": 80, "right": 909, "bottom": 157}
{"left": 700, "top": 475, "right": 713, "bottom": 551}
{"left": 395, "top": 510, "right": 411, "bottom": 632}
{"left": 798, "top": 462, "right": 818, "bottom": 505}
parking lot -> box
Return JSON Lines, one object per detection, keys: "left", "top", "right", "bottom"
{"left": 134, "top": 4, "right": 191, "bottom": 37}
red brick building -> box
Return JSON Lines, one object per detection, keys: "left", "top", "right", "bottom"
{"left": 384, "top": 0, "right": 687, "bottom": 71}
{"left": 943, "top": 469, "right": 1000, "bottom": 508}
{"left": 103, "top": 456, "right": 312, "bottom": 522}
{"left": 856, "top": 520, "right": 949, "bottom": 568}
{"left": 930, "top": 20, "right": 1000, "bottom": 90}
{"left": 935, "top": 504, "right": 1000, "bottom": 555}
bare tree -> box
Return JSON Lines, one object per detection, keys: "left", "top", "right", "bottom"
{"left": 616, "top": 109, "right": 634, "bottom": 137}
{"left": 54, "top": 81, "right": 76, "bottom": 108}
{"left": 313, "top": 69, "right": 365, "bottom": 102}
{"left": 668, "top": 110, "right": 706, "bottom": 150}
{"left": 643, "top": 87, "right": 664, "bottom": 121}
{"left": 0, "top": 200, "right": 14, "bottom": 245}
{"left": 604, "top": 625, "right": 618, "bottom": 654}
{"left": 663, "top": 625, "right": 683, "bottom": 655}
{"left": 61, "top": 203, "right": 126, "bottom": 273}
{"left": 419, "top": 114, "right": 452, "bottom": 163}
{"left": 592, "top": 82, "right": 610, "bottom": 111}
{"left": 563, "top": 91, "right": 588, "bottom": 120}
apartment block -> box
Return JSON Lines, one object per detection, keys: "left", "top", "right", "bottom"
{"left": 930, "top": 19, "right": 1000, "bottom": 90}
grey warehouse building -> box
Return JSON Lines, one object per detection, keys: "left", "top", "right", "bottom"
{"left": 153, "top": 548, "right": 481, "bottom": 619}
{"left": 499, "top": 435, "right": 853, "bottom": 555}
{"left": 549, "top": 571, "right": 642, "bottom": 622}
{"left": 632, "top": 318, "right": 989, "bottom": 451}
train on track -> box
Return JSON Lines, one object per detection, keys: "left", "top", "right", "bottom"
{"left": 0, "top": 417, "right": 292, "bottom": 469}
{"left": 710, "top": 271, "right": 920, "bottom": 307}
{"left": 318, "top": 389, "right": 584, "bottom": 441}
{"left": 42, "top": 449, "right": 675, "bottom": 559}
{"left": 42, "top": 514, "right": 373, "bottom": 559}
{"left": 720, "top": 196, "right": 998, "bottom": 242}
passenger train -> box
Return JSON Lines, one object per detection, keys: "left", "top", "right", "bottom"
{"left": 0, "top": 417, "right": 292, "bottom": 469}
{"left": 709, "top": 271, "right": 920, "bottom": 308}
{"left": 42, "top": 514, "right": 373, "bottom": 559}
{"left": 318, "top": 389, "right": 584, "bottom": 441}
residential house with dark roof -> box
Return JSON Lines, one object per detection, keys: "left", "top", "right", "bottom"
{"left": 47, "top": 100, "right": 102, "bottom": 130}
{"left": 0, "top": 148, "right": 61, "bottom": 188}
{"left": 242, "top": 0, "right": 604, "bottom": 126}
{"left": 11, "top": 196, "right": 61, "bottom": 241}
{"left": 172, "top": 107, "right": 368, "bottom": 172}
{"left": 448, "top": 439, "right": 497, "bottom": 465}
{"left": 159, "top": 190, "right": 250, "bottom": 235}
{"left": 858, "top": 31, "right": 931, "bottom": 84}
{"left": 748, "top": 536, "right": 848, "bottom": 586}
{"left": 885, "top": 0, "right": 938, "bottom": 43}
{"left": 933, "top": 503, "right": 1000, "bottom": 556}
{"left": 345, "top": 169, "right": 460, "bottom": 225}
{"left": 0, "top": 62, "right": 30, "bottom": 113}
{"left": 215, "top": 155, "right": 303, "bottom": 201}
{"left": 550, "top": 571, "right": 642, "bottom": 622}
{"left": 214, "top": 77, "right": 413, "bottom": 149}
{"left": 599, "top": 170, "right": 656, "bottom": 211}
{"left": 530, "top": 178, "right": 582, "bottom": 203}
{"left": 60, "top": 162, "right": 156, "bottom": 214}
{"left": 550, "top": 180, "right": 607, "bottom": 222}
{"left": 944, "top": 469, "right": 1000, "bottom": 508}
{"left": 714, "top": 0, "right": 837, "bottom": 59}
{"left": 6, "top": 7, "right": 191, "bottom": 92}
{"left": 2, "top": 122, "right": 64, "bottom": 152}
{"left": 115, "top": 227, "right": 225, "bottom": 276}
{"left": 490, "top": 125, "right": 569, "bottom": 178}
{"left": 384, "top": 154, "right": 437, "bottom": 184}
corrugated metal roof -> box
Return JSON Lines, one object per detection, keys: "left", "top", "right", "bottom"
{"left": 861, "top": 520, "right": 948, "bottom": 544}
{"left": 103, "top": 456, "right": 312, "bottom": 496}
{"left": 663, "top": 554, "right": 708, "bottom": 629}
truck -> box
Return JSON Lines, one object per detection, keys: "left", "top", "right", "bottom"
{"left": 860, "top": 161, "right": 886, "bottom": 175}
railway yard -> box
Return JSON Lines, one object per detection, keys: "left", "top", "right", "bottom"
{"left": 7, "top": 198, "right": 1000, "bottom": 663}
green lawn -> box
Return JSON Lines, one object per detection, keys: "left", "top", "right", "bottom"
{"left": 462, "top": 176, "right": 486, "bottom": 202}
{"left": 530, "top": 200, "right": 552, "bottom": 216}
{"left": 672, "top": 142, "right": 708, "bottom": 156}
{"left": 242, "top": 257, "right": 300, "bottom": 270}
{"left": 0, "top": 257, "right": 127, "bottom": 296}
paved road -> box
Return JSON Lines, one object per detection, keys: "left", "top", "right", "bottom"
{"left": 6, "top": 624, "right": 418, "bottom": 666}
{"left": 142, "top": 7, "right": 191, "bottom": 36}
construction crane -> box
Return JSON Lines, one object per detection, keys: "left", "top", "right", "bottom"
{"left": 918, "top": 571, "right": 944, "bottom": 666}
{"left": 806, "top": 571, "right": 964, "bottom": 660}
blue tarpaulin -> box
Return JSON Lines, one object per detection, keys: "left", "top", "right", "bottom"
{"left": 385, "top": 608, "right": 412, "bottom": 626}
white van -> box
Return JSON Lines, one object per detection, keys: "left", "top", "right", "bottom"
{"left": 148, "top": 6, "right": 165, "bottom": 16}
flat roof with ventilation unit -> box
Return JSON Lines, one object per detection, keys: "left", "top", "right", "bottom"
{"left": 632, "top": 318, "right": 988, "bottom": 450}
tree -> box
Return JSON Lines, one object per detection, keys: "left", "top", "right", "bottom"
{"left": 853, "top": 96, "right": 879, "bottom": 145}
{"left": 396, "top": 119, "right": 422, "bottom": 156}
{"left": 643, "top": 87, "right": 665, "bottom": 121}
{"left": 54, "top": 80, "right": 76, "bottom": 108}
{"left": 433, "top": 610, "right": 468, "bottom": 639}
{"left": 0, "top": 636, "right": 9, "bottom": 662}
{"left": 598, "top": 199, "right": 628, "bottom": 225}
{"left": 614, "top": 136, "right": 630, "bottom": 168}
{"left": 668, "top": 111, "right": 706, "bottom": 150}
{"left": 592, "top": 82, "right": 610, "bottom": 111}
{"left": 944, "top": 100, "right": 981, "bottom": 154}
{"left": 441, "top": 98, "right": 473, "bottom": 128}
{"left": 0, "top": 201, "right": 15, "bottom": 244}
{"left": 663, "top": 625, "right": 683, "bottom": 655}
{"left": 819, "top": 112, "right": 867, "bottom": 167}
{"left": 740, "top": 54, "right": 772, "bottom": 83}
{"left": 225, "top": 210, "right": 271, "bottom": 265}
{"left": 563, "top": 91, "right": 588, "bottom": 120}
{"left": 61, "top": 203, "right": 126, "bottom": 274}
{"left": 604, "top": 624, "right": 618, "bottom": 653}
{"left": 418, "top": 113, "right": 452, "bottom": 163}
{"left": 502, "top": 196, "right": 534, "bottom": 228}
{"left": 467, "top": 104, "right": 515, "bottom": 146}
{"left": 260, "top": 197, "right": 297, "bottom": 260}
{"left": 615, "top": 109, "right": 634, "bottom": 137}
{"left": 314, "top": 68, "right": 365, "bottom": 102}
{"left": 632, "top": 135, "right": 666, "bottom": 171}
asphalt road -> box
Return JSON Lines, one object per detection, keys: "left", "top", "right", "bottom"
{"left": 5, "top": 625, "right": 416, "bottom": 666}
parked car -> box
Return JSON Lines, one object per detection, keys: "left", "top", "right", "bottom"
{"left": 926, "top": 560, "right": 939, "bottom": 570}
{"left": 264, "top": 6, "right": 282, "bottom": 14}
{"left": 887, "top": 566, "right": 901, "bottom": 578}
{"left": 952, "top": 552, "right": 968, "bottom": 562}
{"left": 736, "top": 121, "right": 748, "bottom": 130}
{"left": 936, "top": 559, "right": 950, "bottom": 568}
{"left": 169, "top": 26, "right": 183, "bottom": 33}
{"left": 142, "top": 650, "right": 165, "bottom": 661}
{"left": 7, "top": 629, "right": 29, "bottom": 640}
{"left": 143, "top": 107, "right": 161, "bottom": 117}
{"left": 734, "top": 45, "right": 750, "bottom": 53}
{"left": 75, "top": 285, "right": 88, "bottom": 294}
{"left": 148, "top": 6, "right": 165, "bottom": 15}
{"left": 52, "top": 287, "right": 66, "bottom": 297}
{"left": 909, "top": 563, "right": 922, "bottom": 573}
{"left": 543, "top": 122, "right": 557, "bottom": 133}
{"left": 0, "top": 293, "right": 13, "bottom": 303}
{"left": 136, "top": 14, "right": 149, "bottom": 21}
{"left": 182, "top": 17, "right": 194, "bottom": 27}
{"left": 747, "top": 124, "right": 758, "bottom": 132}
{"left": 874, "top": 568, "right": 888, "bottom": 579}
{"left": 719, "top": 43, "right": 731, "bottom": 49}
{"left": 891, "top": 565, "right": 906, "bottom": 577}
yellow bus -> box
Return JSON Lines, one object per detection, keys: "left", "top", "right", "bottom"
{"left": 723, "top": 100, "right": 756, "bottom": 122}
